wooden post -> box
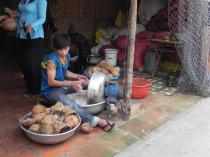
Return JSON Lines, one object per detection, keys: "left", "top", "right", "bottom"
{"left": 122, "top": 0, "right": 137, "bottom": 120}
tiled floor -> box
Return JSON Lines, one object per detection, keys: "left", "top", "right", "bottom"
{"left": 0, "top": 54, "right": 202, "bottom": 157}
{"left": 133, "top": 71, "right": 178, "bottom": 96}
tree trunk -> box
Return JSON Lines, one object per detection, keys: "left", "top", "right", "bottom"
{"left": 122, "top": 0, "right": 137, "bottom": 120}
{"left": 125, "top": 0, "right": 137, "bottom": 101}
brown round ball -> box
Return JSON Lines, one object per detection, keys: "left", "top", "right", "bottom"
{"left": 39, "top": 124, "right": 55, "bottom": 134}
{"left": 64, "top": 107, "right": 76, "bottom": 116}
{"left": 33, "top": 112, "right": 46, "bottom": 123}
{"left": 54, "top": 122, "right": 70, "bottom": 134}
{"left": 64, "top": 114, "right": 80, "bottom": 129}
{"left": 28, "top": 124, "right": 40, "bottom": 133}
{"left": 81, "top": 122, "right": 94, "bottom": 134}
{"left": 40, "top": 115, "right": 54, "bottom": 126}
{"left": 32, "top": 104, "right": 46, "bottom": 116}
{"left": 52, "top": 114, "right": 64, "bottom": 124}
{"left": 51, "top": 102, "right": 65, "bottom": 113}
{"left": 21, "top": 118, "right": 36, "bottom": 127}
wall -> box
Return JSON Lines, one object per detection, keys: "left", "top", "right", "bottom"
{"left": 56, "top": 0, "right": 125, "bottom": 38}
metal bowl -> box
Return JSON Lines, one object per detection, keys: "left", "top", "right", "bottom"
{"left": 19, "top": 112, "right": 81, "bottom": 144}
{"left": 87, "top": 71, "right": 107, "bottom": 104}
{"left": 67, "top": 90, "right": 106, "bottom": 114}
{"left": 83, "top": 101, "right": 106, "bottom": 114}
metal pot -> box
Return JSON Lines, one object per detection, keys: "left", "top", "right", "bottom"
{"left": 67, "top": 90, "right": 106, "bottom": 114}
{"left": 83, "top": 101, "right": 106, "bottom": 114}
{"left": 19, "top": 112, "right": 81, "bottom": 144}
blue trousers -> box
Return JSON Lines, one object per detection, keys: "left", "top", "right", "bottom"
{"left": 45, "top": 87, "right": 99, "bottom": 126}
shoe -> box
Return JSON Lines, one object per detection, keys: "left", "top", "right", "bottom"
{"left": 103, "top": 120, "right": 115, "bottom": 132}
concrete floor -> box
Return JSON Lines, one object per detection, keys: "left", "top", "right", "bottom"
{"left": 115, "top": 97, "right": 210, "bottom": 157}
{"left": 0, "top": 53, "right": 202, "bottom": 157}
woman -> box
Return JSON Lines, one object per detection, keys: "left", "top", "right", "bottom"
{"left": 16, "top": 0, "right": 47, "bottom": 97}
{"left": 41, "top": 33, "right": 115, "bottom": 132}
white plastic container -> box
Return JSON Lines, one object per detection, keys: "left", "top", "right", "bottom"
{"left": 105, "top": 49, "right": 118, "bottom": 66}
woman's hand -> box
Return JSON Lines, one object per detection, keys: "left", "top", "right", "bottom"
{"left": 26, "top": 24, "right": 33, "bottom": 33}
{"left": 69, "top": 81, "right": 83, "bottom": 93}
{"left": 77, "top": 75, "right": 89, "bottom": 85}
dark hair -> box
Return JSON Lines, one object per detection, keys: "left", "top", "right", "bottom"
{"left": 53, "top": 33, "right": 71, "bottom": 50}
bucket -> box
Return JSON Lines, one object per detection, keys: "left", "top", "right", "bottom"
{"left": 105, "top": 49, "right": 118, "bottom": 66}
{"left": 120, "top": 77, "right": 152, "bottom": 99}
{"left": 131, "top": 77, "right": 152, "bottom": 99}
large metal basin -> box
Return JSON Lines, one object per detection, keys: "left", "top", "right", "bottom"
{"left": 83, "top": 101, "right": 106, "bottom": 114}
{"left": 67, "top": 90, "right": 106, "bottom": 114}
{"left": 19, "top": 112, "right": 81, "bottom": 144}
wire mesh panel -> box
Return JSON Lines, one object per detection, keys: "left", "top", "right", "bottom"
{"left": 168, "top": 0, "right": 210, "bottom": 96}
